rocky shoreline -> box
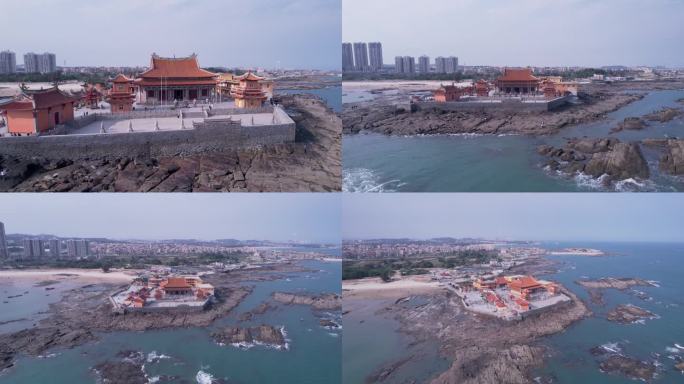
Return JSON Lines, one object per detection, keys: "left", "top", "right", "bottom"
{"left": 0, "top": 94, "right": 341, "bottom": 192}
{"left": 576, "top": 277, "right": 656, "bottom": 290}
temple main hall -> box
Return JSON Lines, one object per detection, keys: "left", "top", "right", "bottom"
{"left": 135, "top": 53, "right": 219, "bottom": 104}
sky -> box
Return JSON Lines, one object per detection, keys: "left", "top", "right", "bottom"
{"left": 343, "top": 0, "right": 684, "bottom": 68}
{"left": 1, "top": 0, "right": 341, "bottom": 70}
{"left": 0, "top": 194, "right": 340, "bottom": 244}
{"left": 342, "top": 194, "right": 684, "bottom": 242}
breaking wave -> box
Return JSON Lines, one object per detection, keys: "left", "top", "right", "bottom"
{"left": 342, "top": 168, "right": 404, "bottom": 192}
{"left": 196, "top": 369, "right": 215, "bottom": 384}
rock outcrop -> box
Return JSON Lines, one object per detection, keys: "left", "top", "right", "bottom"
{"left": 539, "top": 138, "right": 649, "bottom": 182}
{"left": 272, "top": 292, "right": 341, "bottom": 310}
{"left": 610, "top": 117, "right": 647, "bottom": 133}
{"left": 658, "top": 139, "right": 684, "bottom": 175}
{"left": 606, "top": 304, "right": 656, "bottom": 324}
{"left": 599, "top": 355, "right": 657, "bottom": 382}
{"left": 212, "top": 325, "right": 286, "bottom": 348}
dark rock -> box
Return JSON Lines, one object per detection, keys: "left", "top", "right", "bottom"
{"left": 211, "top": 325, "right": 286, "bottom": 348}
{"left": 584, "top": 142, "right": 649, "bottom": 180}
{"left": 599, "top": 355, "right": 656, "bottom": 382}
{"left": 658, "top": 139, "right": 684, "bottom": 175}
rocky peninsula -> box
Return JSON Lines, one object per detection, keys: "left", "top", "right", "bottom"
{"left": 343, "top": 88, "right": 644, "bottom": 136}
{"left": 0, "top": 94, "right": 341, "bottom": 192}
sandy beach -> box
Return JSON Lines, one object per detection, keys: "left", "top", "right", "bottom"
{"left": 343, "top": 275, "right": 442, "bottom": 299}
{"left": 0, "top": 268, "right": 138, "bottom": 283}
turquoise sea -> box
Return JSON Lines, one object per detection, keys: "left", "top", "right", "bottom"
{"left": 0, "top": 259, "right": 341, "bottom": 384}
{"left": 343, "top": 90, "right": 684, "bottom": 192}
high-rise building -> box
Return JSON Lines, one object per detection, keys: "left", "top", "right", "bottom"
{"left": 67, "top": 239, "right": 90, "bottom": 258}
{"left": 434, "top": 56, "right": 459, "bottom": 74}
{"left": 0, "top": 222, "right": 7, "bottom": 259}
{"left": 435, "top": 57, "right": 446, "bottom": 74}
{"left": 402, "top": 56, "right": 415, "bottom": 74}
{"left": 368, "top": 42, "right": 383, "bottom": 72}
{"left": 48, "top": 239, "right": 60, "bottom": 258}
{"left": 445, "top": 56, "right": 459, "bottom": 74}
{"left": 38, "top": 52, "right": 57, "bottom": 73}
{"left": 394, "top": 56, "right": 404, "bottom": 73}
{"left": 22, "top": 239, "right": 44, "bottom": 258}
{"left": 352, "top": 42, "right": 369, "bottom": 72}
{"left": 24, "top": 53, "right": 39, "bottom": 73}
{"left": 418, "top": 56, "right": 430, "bottom": 73}
{"left": 342, "top": 43, "right": 354, "bottom": 72}
{"left": 24, "top": 52, "right": 56, "bottom": 73}
{"left": 0, "top": 50, "right": 17, "bottom": 74}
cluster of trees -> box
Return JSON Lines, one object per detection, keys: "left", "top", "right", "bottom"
{"left": 343, "top": 249, "right": 501, "bottom": 281}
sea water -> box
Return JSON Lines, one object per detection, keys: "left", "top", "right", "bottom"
{"left": 537, "top": 241, "right": 684, "bottom": 383}
{"left": 0, "top": 259, "right": 341, "bottom": 384}
{"left": 343, "top": 90, "right": 684, "bottom": 192}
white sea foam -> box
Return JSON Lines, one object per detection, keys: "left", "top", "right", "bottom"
{"left": 666, "top": 347, "right": 681, "bottom": 354}
{"left": 146, "top": 351, "right": 171, "bottom": 363}
{"left": 600, "top": 342, "right": 622, "bottom": 354}
{"left": 196, "top": 370, "right": 215, "bottom": 384}
{"left": 342, "top": 168, "right": 403, "bottom": 192}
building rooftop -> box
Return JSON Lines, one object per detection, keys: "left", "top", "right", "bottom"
{"left": 138, "top": 54, "right": 217, "bottom": 79}
{"left": 497, "top": 68, "right": 538, "bottom": 82}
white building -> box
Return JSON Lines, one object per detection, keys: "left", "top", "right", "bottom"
{"left": 0, "top": 51, "right": 17, "bottom": 74}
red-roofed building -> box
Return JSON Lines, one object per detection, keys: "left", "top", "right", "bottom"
{"left": 230, "top": 71, "right": 267, "bottom": 108}
{"left": 135, "top": 53, "right": 218, "bottom": 104}
{"left": 107, "top": 74, "right": 136, "bottom": 113}
{"left": 162, "top": 277, "right": 193, "bottom": 295}
{"left": 0, "top": 87, "right": 78, "bottom": 136}
{"left": 433, "top": 84, "right": 462, "bottom": 102}
{"left": 495, "top": 68, "right": 540, "bottom": 94}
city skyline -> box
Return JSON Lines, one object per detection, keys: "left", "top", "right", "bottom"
{"left": 342, "top": 194, "right": 684, "bottom": 242}
{"left": 343, "top": 0, "right": 684, "bottom": 67}
{"left": 0, "top": 0, "right": 341, "bottom": 70}
{"left": 0, "top": 194, "right": 340, "bottom": 244}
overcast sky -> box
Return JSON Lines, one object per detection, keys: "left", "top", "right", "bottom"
{"left": 1, "top": 0, "right": 341, "bottom": 70}
{"left": 342, "top": 194, "right": 684, "bottom": 242}
{"left": 343, "top": 0, "right": 684, "bottom": 67}
{"left": 0, "top": 194, "right": 340, "bottom": 243}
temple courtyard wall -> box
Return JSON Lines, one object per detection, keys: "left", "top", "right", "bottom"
{"left": 0, "top": 106, "right": 295, "bottom": 160}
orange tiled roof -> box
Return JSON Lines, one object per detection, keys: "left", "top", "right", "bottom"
{"left": 509, "top": 276, "right": 541, "bottom": 289}
{"left": 164, "top": 277, "right": 192, "bottom": 289}
{"left": 236, "top": 72, "right": 264, "bottom": 81}
{"left": 1, "top": 88, "right": 77, "bottom": 111}
{"left": 138, "top": 54, "right": 217, "bottom": 79}
{"left": 112, "top": 74, "right": 133, "bottom": 83}
{"left": 497, "top": 68, "right": 538, "bottom": 82}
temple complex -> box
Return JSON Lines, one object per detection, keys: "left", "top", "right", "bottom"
{"left": 111, "top": 275, "right": 215, "bottom": 312}
{"left": 495, "top": 68, "right": 540, "bottom": 94}
{"left": 134, "top": 53, "right": 218, "bottom": 104}
{"left": 230, "top": 72, "right": 268, "bottom": 108}
{"left": 0, "top": 87, "right": 77, "bottom": 136}
{"left": 107, "top": 74, "right": 136, "bottom": 113}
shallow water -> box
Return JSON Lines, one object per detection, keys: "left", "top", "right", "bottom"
{"left": 343, "top": 297, "right": 450, "bottom": 384}
{"left": 278, "top": 85, "right": 342, "bottom": 113}
{"left": 343, "top": 90, "right": 684, "bottom": 192}
{"left": 0, "top": 259, "right": 341, "bottom": 384}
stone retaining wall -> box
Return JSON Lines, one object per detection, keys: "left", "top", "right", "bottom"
{"left": 0, "top": 118, "right": 295, "bottom": 160}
